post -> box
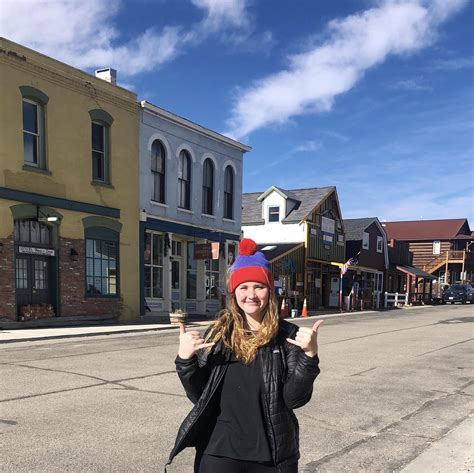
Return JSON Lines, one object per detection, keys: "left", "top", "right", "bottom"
{"left": 384, "top": 291, "right": 388, "bottom": 308}
{"left": 339, "top": 272, "right": 343, "bottom": 312}
{"left": 461, "top": 251, "right": 466, "bottom": 283}
{"left": 445, "top": 252, "right": 449, "bottom": 285}
{"left": 422, "top": 279, "right": 426, "bottom": 304}
{"left": 395, "top": 292, "right": 398, "bottom": 305}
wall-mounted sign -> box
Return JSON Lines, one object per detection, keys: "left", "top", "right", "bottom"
{"left": 194, "top": 243, "right": 220, "bottom": 260}
{"left": 322, "top": 216, "right": 335, "bottom": 234}
{"left": 18, "top": 246, "right": 55, "bottom": 257}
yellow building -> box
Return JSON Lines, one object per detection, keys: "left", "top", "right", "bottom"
{"left": 0, "top": 38, "right": 139, "bottom": 322}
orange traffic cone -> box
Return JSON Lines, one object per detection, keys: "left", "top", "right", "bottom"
{"left": 281, "top": 298, "right": 289, "bottom": 318}
{"left": 301, "top": 298, "right": 308, "bottom": 318}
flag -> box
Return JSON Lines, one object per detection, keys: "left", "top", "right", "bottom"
{"left": 341, "top": 252, "right": 359, "bottom": 276}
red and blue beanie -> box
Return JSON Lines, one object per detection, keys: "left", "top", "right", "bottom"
{"left": 228, "top": 238, "right": 274, "bottom": 293}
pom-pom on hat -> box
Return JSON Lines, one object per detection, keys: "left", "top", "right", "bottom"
{"left": 228, "top": 238, "right": 273, "bottom": 293}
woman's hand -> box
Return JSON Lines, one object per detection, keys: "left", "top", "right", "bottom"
{"left": 286, "top": 320, "right": 323, "bottom": 358}
{"left": 178, "top": 322, "right": 215, "bottom": 359}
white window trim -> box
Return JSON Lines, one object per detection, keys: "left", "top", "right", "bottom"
{"left": 433, "top": 240, "right": 441, "bottom": 255}
{"left": 23, "top": 98, "right": 43, "bottom": 168}
{"left": 362, "top": 232, "right": 370, "bottom": 250}
{"left": 376, "top": 236, "right": 383, "bottom": 253}
{"left": 150, "top": 200, "right": 169, "bottom": 208}
{"left": 268, "top": 206, "right": 280, "bottom": 223}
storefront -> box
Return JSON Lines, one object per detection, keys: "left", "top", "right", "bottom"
{"left": 140, "top": 218, "right": 239, "bottom": 317}
{"left": 342, "top": 265, "right": 384, "bottom": 310}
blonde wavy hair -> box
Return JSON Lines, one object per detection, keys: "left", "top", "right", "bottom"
{"left": 205, "top": 288, "right": 280, "bottom": 364}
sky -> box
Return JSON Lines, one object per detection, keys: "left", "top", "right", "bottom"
{"left": 2, "top": 0, "right": 473, "bottom": 223}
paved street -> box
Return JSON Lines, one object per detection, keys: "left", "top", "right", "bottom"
{"left": 1, "top": 305, "right": 473, "bottom": 472}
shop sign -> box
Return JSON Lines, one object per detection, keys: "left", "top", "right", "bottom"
{"left": 19, "top": 246, "right": 55, "bottom": 257}
{"left": 194, "top": 243, "right": 220, "bottom": 260}
{"left": 322, "top": 217, "right": 335, "bottom": 234}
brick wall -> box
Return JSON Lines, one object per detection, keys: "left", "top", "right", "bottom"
{"left": 0, "top": 235, "right": 16, "bottom": 320}
{"left": 59, "top": 237, "right": 123, "bottom": 317}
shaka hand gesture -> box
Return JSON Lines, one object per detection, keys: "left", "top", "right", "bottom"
{"left": 286, "top": 320, "right": 323, "bottom": 358}
{"left": 178, "top": 322, "right": 215, "bottom": 360}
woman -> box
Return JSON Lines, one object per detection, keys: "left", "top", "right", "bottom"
{"left": 166, "top": 239, "right": 322, "bottom": 473}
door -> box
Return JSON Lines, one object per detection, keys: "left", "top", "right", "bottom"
{"left": 15, "top": 255, "right": 53, "bottom": 314}
{"left": 329, "top": 276, "right": 340, "bottom": 307}
{"left": 170, "top": 258, "right": 182, "bottom": 310}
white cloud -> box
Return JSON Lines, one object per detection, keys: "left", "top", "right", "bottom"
{"left": 0, "top": 0, "right": 259, "bottom": 77}
{"left": 391, "top": 77, "right": 432, "bottom": 91}
{"left": 293, "top": 140, "right": 322, "bottom": 152}
{"left": 225, "top": 0, "right": 469, "bottom": 139}
{"left": 430, "top": 56, "right": 474, "bottom": 71}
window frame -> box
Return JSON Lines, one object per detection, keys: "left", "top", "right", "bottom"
{"left": 91, "top": 121, "right": 109, "bottom": 183}
{"left": 223, "top": 166, "right": 234, "bottom": 220}
{"left": 144, "top": 231, "right": 164, "bottom": 299}
{"left": 202, "top": 158, "right": 214, "bottom": 215}
{"left": 151, "top": 140, "right": 166, "bottom": 204}
{"left": 362, "top": 232, "right": 370, "bottom": 250}
{"left": 433, "top": 240, "right": 441, "bottom": 255}
{"left": 268, "top": 206, "right": 280, "bottom": 223}
{"left": 376, "top": 236, "right": 383, "bottom": 253}
{"left": 178, "top": 150, "right": 192, "bottom": 210}
{"left": 84, "top": 226, "right": 120, "bottom": 298}
{"left": 186, "top": 241, "right": 197, "bottom": 299}
{"left": 205, "top": 257, "right": 220, "bottom": 300}
{"left": 22, "top": 98, "right": 43, "bottom": 168}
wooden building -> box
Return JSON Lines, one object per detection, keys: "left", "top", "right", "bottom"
{"left": 342, "top": 218, "right": 388, "bottom": 309}
{"left": 243, "top": 186, "right": 345, "bottom": 311}
{"left": 383, "top": 219, "right": 474, "bottom": 295}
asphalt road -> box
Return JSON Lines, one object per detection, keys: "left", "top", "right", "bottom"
{"left": 1, "top": 305, "right": 473, "bottom": 472}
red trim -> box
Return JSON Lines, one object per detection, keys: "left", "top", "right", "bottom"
{"left": 228, "top": 267, "right": 274, "bottom": 292}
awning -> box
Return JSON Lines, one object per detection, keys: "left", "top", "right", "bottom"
{"left": 396, "top": 265, "right": 436, "bottom": 279}
{"left": 258, "top": 243, "right": 304, "bottom": 262}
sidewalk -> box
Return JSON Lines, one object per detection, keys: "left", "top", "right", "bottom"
{"left": 0, "top": 306, "right": 425, "bottom": 344}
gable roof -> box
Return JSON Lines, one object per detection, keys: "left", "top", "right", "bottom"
{"left": 257, "top": 186, "right": 300, "bottom": 202}
{"left": 382, "top": 219, "right": 470, "bottom": 241}
{"left": 242, "top": 186, "right": 336, "bottom": 225}
{"left": 343, "top": 217, "right": 379, "bottom": 241}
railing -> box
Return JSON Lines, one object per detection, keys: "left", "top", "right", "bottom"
{"left": 384, "top": 292, "right": 408, "bottom": 308}
{"left": 424, "top": 250, "right": 466, "bottom": 274}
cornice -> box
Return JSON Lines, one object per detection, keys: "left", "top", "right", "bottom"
{"left": 1, "top": 49, "right": 139, "bottom": 115}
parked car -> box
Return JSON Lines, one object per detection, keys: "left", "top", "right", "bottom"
{"left": 442, "top": 284, "right": 474, "bottom": 304}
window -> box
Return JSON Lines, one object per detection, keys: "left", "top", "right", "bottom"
{"left": 362, "top": 232, "right": 369, "bottom": 250}
{"left": 22, "top": 100, "right": 43, "bottom": 167}
{"left": 186, "top": 242, "right": 197, "bottom": 299}
{"left": 151, "top": 140, "right": 166, "bottom": 203}
{"left": 20, "top": 86, "right": 48, "bottom": 169}
{"left": 268, "top": 206, "right": 280, "bottom": 222}
{"left": 14, "top": 220, "right": 52, "bottom": 246}
{"left": 92, "top": 122, "right": 108, "bottom": 182}
{"left": 144, "top": 232, "right": 164, "bottom": 298}
{"left": 433, "top": 240, "right": 441, "bottom": 255}
{"left": 172, "top": 240, "right": 182, "bottom": 256}
{"left": 224, "top": 166, "right": 234, "bottom": 219}
{"left": 205, "top": 258, "right": 220, "bottom": 300}
{"left": 85, "top": 238, "right": 118, "bottom": 296}
{"left": 89, "top": 109, "right": 113, "bottom": 184}
{"left": 178, "top": 150, "right": 191, "bottom": 209}
{"left": 202, "top": 158, "right": 214, "bottom": 215}
{"left": 376, "top": 236, "right": 383, "bottom": 253}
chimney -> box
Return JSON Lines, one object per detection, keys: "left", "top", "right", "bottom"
{"left": 95, "top": 68, "right": 117, "bottom": 85}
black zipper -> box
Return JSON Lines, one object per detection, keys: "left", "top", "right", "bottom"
{"left": 259, "top": 348, "right": 279, "bottom": 469}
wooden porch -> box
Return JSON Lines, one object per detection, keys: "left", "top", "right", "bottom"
{"left": 423, "top": 250, "right": 473, "bottom": 280}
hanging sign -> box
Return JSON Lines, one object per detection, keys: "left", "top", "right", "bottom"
{"left": 194, "top": 243, "right": 220, "bottom": 260}
{"left": 19, "top": 246, "right": 55, "bottom": 257}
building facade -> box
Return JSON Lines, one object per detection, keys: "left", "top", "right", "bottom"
{"left": 383, "top": 219, "right": 474, "bottom": 293}
{"left": 138, "top": 101, "right": 250, "bottom": 316}
{"left": 342, "top": 218, "right": 389, "bottom": 309}
{"left": 0, "top": 38, "right": 140, "bottom": 322}
{"left": 243, "top": 186, "right": 346, "bottom": 310}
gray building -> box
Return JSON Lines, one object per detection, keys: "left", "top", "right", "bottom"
{"left": 139, "top": 101, "right": 250, "bottom": 316}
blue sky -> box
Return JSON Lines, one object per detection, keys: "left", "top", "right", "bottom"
{"left": 3, "top": 0, "right": 473, "bottom": 222}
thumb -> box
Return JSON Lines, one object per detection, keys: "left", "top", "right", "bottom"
{"left": 179, "top": 322, "right": 186, "bottom": 335}
{"left": 312, "top": 320, "right": 323, "bottom": 333}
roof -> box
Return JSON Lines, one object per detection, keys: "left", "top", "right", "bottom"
{"left": 396, "top": 265, "right": 437, "bottom": 280}
{"left": 257, "top": 186, "right": 300, "bottom": 202}
{"left": 343, "top": 218, "right": 379, "bottom": 241}
{"left": 242, "top": 186, "right": 335, "bottom": 225}
{"left": 383, "top": 219, "right": 470, "bottom": 241}
{"left": 258, "top": 243, "right": 304, "bottom": 262}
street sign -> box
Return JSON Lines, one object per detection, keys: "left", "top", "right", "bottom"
{"left": 19, "top": 246, "right": 55, "bottom": 257}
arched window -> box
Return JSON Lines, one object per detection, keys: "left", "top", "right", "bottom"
{"left": 178, "top": 150, "right": 191, "bottom": 210}
{"left": 89, "top": 109, "right": 113, "bottom": 184}
{"left": 151, "top": 140, "right": 166, "bottom": 203}
{"left": 20, "top": 86, "right": 49, "bottom": 170}
{"left": 223, "top": 166, "right": 234, "bottom": 219}
{"left": 202, "top": 158, "right": 214, "bottom": 215}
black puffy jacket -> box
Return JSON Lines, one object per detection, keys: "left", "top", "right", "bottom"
{"left": 166, "top": 319, "right": 320, "bottom": 472}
